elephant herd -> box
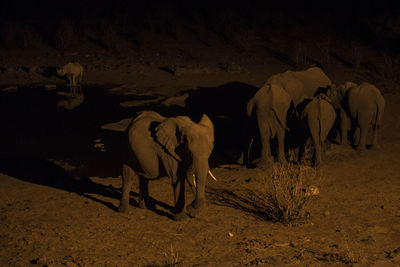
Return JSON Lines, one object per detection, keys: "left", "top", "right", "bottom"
{"left": 118, "top": 67, "right": 385, "bottom": 220}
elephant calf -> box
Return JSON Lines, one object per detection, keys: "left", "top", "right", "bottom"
{"left": 326, "top": 82, "right": 385, "bottom": 150}
{"left": 119, "top": 111, "right": 215, "bottom": 221}
{"left": 298, "top": 95, "right": 336, "bottom": 167}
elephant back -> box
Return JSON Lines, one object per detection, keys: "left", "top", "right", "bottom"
{"left": 292, "top": 67, "right": 332, "bottom": 100}
{"left": 267, "top": 67, "right": 332, "bottom": 107}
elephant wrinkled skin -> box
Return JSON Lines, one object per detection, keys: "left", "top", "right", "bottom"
{"left": 118, "top": 111, "right": 214, "bottom": 220}
{"left": 326, "top": 82, "right": 385, "bottom": 150}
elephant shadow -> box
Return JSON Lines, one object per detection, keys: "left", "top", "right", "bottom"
{"left": 0, "top": 154, "right": 120, "bottom": 210}
{"left": 156, "top": 82, "right": 261, "bottom": 167}
{"left": 0, "top": 154, "right": 177, "bottom": 219}
{"left": 206, "top": 187, "right": 274, "bottom": 221}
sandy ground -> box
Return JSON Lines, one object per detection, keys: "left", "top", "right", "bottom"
{"left": 1, "top": 46, "right": 400, "bottom": 266}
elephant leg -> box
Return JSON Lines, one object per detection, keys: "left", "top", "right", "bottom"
{"left": 118, "top": 164, "right": 137, "bottom": 213}
{"left": 186, "top": 175, "right": 206, "bottom": 219}
{"left": 357, "top": 126, "right": 367, "bottom": 150}
{"left": 172, "top": 176, "right": 187, "bottom": 221}
{"left": 138, "top": 176, "right": 154, "bottom": 209}
{"left": 276, "top": 128, "right": 286, "bottom": 163}
{"left": 340, "top": 116, "right": 348, "bottom": 145}
{"left": 72, "top": 76, "right": 77, "bottom": 95}
{"left": 257, "top": 123, "right": 272, "bottom": 169}
{"left": 312, "top": 135, "right": 322, "bottom": 168}
{"left": 371, "top": 125, "right": 380, "bottom": 149}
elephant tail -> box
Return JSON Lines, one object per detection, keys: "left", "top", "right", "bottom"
{"left": 373, "top": 100, "right": 382, "bottom": 131}
{"left": 317, "top": 96, "right": 323, "bottom": 149}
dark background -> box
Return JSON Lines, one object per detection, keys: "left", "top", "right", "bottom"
{"left": 1, "top": 0, "right": 399, "bottom": 52}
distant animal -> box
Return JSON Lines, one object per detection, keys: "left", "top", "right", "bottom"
{"left": 107, "top": 111, "right": 215, "bottom": 221}
{"left": 325, "top": 81, "right": 385, "bottom": 150}
{"left": 297, "top": 95, "right": 336, "bottom": 167}
{"left": 57, "top": 62, "right": 83, "bottom": 95}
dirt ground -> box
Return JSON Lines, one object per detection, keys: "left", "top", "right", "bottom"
{"left": 1, "top": 46, "right": 400, "bottom": 267}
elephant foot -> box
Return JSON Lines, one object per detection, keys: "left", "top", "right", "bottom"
{"left": 137, "top": 200, "right": 146, "bottom": 209}
{"left": 186, "top": 200, "right": 206, "bottom": 218}
{"left": 173, "top": 212, "right": 188, "bottom": 221}
{"left": 255, "top": 160, "right": 268, "bottom": 170}
{"left": 369, "top": 143, "right": 380, "bottom": 150}
{"left": 138, "top": 199, "right": 156, "bottom": 210}
{"left": 356, "top": 144, "right": 366, "bottom": 151}
{"left": 118, "top": 203, "right": 129, "bottom": 213}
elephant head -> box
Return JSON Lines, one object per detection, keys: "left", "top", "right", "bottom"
{"left": 326, "top": 81, "right": 358, "bottom": 110}
{"left": 155, "top": 114, "right": 215, "bottom": 217}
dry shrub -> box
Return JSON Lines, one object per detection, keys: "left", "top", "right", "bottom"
{"left": 163, "top": 245, "right": 180, "bottom": 267}
{"left": 55, "top": 17, "right": 77, "bottom": 49}
{"left": 295, "top": 41, "right": 308, "bottom": 69}
{"left": 263, "top": 159, "right": 319, "bottom": 224}
{"left": 0, "top": 21, "right": 42, "bottom": 48}
{"left": 317, "top": 38, "right": 331, "bottom": 69}
{"left": 381, "top": 52, "right": 400, "bottom": 91}
{"left": 78, "top": 17, "right": 119, "bottom": 51}
{"left": 351, "top": 41, "right": 363, "bottom": 71}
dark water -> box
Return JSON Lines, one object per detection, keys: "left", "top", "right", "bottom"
{"left": 0, "top": 82, "right": 262, "bottom": 180}
{"left": 0, "top": 85, "right": 161, "bottom": 178}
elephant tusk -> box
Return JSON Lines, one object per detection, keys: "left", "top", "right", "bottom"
{"left": 208, "top": 170, "right": 217, "bottom": 181}
{"left": 192, "top": 174, "right": 196, "bottom": 188}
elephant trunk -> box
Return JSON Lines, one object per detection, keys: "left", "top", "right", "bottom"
{"left": 191, "top": 156, "right": 209, "bottom": 208}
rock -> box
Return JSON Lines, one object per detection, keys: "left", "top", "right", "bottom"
{"left": 227, "top": 62, "right": 241, "bottom": 72}
{"left": 161, "top": 93, "right": 189, "bottom": 108}
{"left": 44, "top": 84, "right": 57, "bottom": 90}
{"left": 305, "top": 185, "right": 320, "bottom": 196}
{"left": 101, "top": 118, "right": 132, "bottom": 132}
{"left": 57, "top": 95, "right": 84, "bottom": 110}
{"left": 2, "top": 86, "right": 18, "bottom": 92}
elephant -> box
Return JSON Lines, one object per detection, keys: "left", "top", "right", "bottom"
{"left": 57, "top": 62, "right": 83, "bottom": 96}
{"left": 246, "top": 83, "right": 291, "bottom": 169}
{"left": 325, "top": 81, "right": 385, "bottom": 150}
{"left": 118, "top": 111, "right": 215, "bottom": 220}
{"left": 246, "top": 67, "right": 332, "bottom": 169}
{"left": 297, "top": 95, "right": 336, "bottom": 167}
{"left": 267, "top": 66, "right": 332, "bottom": 107}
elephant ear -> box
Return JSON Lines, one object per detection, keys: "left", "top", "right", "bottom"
{"left": 344, "top": 81, "right": 357, "bottom": 90}
{"left": 155, "top": 117, "right": 191, "bottom": 161}
{"left": 270, "top": 83, "right": 291, "bottom": 130}
{"left": 198, "top": 114, "right": 214, "bottom": 144}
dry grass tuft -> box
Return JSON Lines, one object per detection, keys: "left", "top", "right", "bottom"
{"left": 262, "top": 160, "right": 318, "bottom": 224}
{"left": 163, "top": 244, "right": 180, "bottom": 267}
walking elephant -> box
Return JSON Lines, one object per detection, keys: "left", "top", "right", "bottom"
{"left": 118, "top": 111, "right": 215, "bottom": 221}
{"left": 297, "top": 95, "right": 336, "bottom": 167}
{"left": 326, "top": 81, "right": 385, "bottom": 150}
{"left": 267, "top": 66, "right": 332, "bottom": 107}
{"left": 247, "top": 83, "right": 291, "bottom": 169}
